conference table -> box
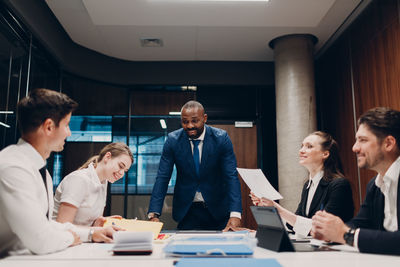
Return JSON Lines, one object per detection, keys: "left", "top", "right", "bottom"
{"left": 1, "top": 234, "right": 400, "bottom": 267}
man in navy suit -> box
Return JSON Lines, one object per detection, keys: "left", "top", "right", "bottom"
{"left": 147, "top": 101, "right": 242, "bottom": 230}
{"left": 312, "top": 107, "right": 400, "bottom": 255}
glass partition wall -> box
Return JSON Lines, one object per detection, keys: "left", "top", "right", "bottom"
{"left": 0, "top": 4, "right": 190, "bottom": 221}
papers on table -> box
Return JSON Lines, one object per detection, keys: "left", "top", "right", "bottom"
{"left": 104, "top": 218, "right": 163, "bottom": 239}
{"left": 237, "top": 168, "right": 283, "bottom": 200}
{"left": 112, "top": 231, "right": 153, "bottom": 255}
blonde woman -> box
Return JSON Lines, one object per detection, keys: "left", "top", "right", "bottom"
{"left": 53, "top": 142, "right": 133, "bottom": 226}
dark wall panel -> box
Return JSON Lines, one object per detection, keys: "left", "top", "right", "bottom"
{"left": 316, "top": 0, "right": 400, "bottom": 212}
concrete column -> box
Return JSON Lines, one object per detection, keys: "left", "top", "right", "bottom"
{"left": 269, "top": 34, "right": 318, "bottom": 212}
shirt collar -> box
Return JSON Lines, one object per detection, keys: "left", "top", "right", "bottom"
{"left": 17, "top": 138, "right": 47, "bottom": 169}
{"left": 190, "top": 126, "right": 206, "bottom": 141}
{"left": 307, "top": 170, "right": 324, "bottom": 189}
{"left": 88, "top": 162, "right": 104, "bottom": 185}
{"left": 375, "top": 156, "right": 400, "bottom": 189}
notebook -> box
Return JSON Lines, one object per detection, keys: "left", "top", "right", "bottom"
{"left": 112, "top": 231, "right": 153, "bottom": 255}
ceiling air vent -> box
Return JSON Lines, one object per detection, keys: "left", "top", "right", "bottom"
{"left": 140, "top": 38, "right": 163, "bottom": 47}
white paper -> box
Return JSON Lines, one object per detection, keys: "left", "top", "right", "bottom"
{"left": 237, "top": 168, "right": 283, "bottom": 200}
{"left": 113, "top": 231, "right": 153, "bottom": 244}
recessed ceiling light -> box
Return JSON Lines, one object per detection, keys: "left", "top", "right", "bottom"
{"left": 198, "top": 0, "right": 269, "bottom": 1}
{"left": 140, "top": 38, "right": 163, "bottom": 47}
{"left": 160, "top": 119, "right": 167, "bottom": 129}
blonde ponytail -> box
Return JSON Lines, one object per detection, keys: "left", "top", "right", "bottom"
{"left": 79, "top": 155, "right": 99, "bottom": 170}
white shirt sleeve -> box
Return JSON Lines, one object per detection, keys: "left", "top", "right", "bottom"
{"left": 292, "top": 215, "right": 312, "bottom": 237}
{"left": 58, "top": 174, "right": 88, "bottom": 208}
{"left": 230, "top": 211, "right": 242, "bottom": 219}
{"left": 0, "top": 165, "right": 74, "bottom": 254}
{"left": 48, "top": 221, "right": 91, "bottom": 243}
{"left": 353, "top": 228, "right": 360, "bottom": 250}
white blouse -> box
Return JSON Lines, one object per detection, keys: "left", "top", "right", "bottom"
{"left": 53, "top": 163, "right": 108, "bottom": 226}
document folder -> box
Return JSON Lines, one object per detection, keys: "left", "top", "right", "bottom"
{"left": 175, "top": 258, "right": 282, "bottom": 267}
{"left": 163, "top": 233, "right": 256, "bottom": 257}
{"left": 164, "top": 244, "right": 253, "bottom": 256}
{"left": 104, "top": 218, "right": 163, "bottom": 239}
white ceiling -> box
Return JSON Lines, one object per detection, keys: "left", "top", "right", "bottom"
{"left": 45, "top": 0, "right": 361, "bottom": 62}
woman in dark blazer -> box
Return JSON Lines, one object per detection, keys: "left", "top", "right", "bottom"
{"left": 251, "top": 131, "right": 354, "bottom": 236}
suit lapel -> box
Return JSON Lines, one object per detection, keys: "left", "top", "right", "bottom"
{"left": 300, "top": 183, "right": 309, "bottom": 216}
{"left": 308, "top": 178, "right": 329, "bottom": 216}
{"left": 397, "top": 173, "right": 400, "bottom": 224}
{"left": 199, "top": 126, "right": 211, "bottom": 177}
{"left": 178, "top": 131, "right": 197, "bottom": 176}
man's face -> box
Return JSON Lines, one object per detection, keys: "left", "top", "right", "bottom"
{"left": 181, "top": 108, "right": 207, "bottom": 139}
{"left": 50, "top": 113, "right": 72, "bottom": 152}
{"left": 352, "top": 123, "right": 384, "bottom": 171}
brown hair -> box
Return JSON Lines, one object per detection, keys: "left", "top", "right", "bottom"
{"left": 358, "top": 107, "right": 400, "bottom": 150}
{"left": 79, "top": 142, "right": 134, "bottom": 170}
{"left": 310, "top": 131, "right": 344, "bottom": 180}
{"left": 17, "top": 88, "right": 78, "bottom": 135}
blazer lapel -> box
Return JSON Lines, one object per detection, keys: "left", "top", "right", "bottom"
{"left": 397, "top": 173, "right": 400, "bottom": 224}
{"left": 179, "top": 131, "right": 197, "bottom": 176}
{"left": 199, "top": 126, "right": 212, "bottom": 177}
{"left": 300, "top": 183, "right": 310, "bottom": 216}
{"left": 308, "top": 178, "right": 329, "bottom": 216}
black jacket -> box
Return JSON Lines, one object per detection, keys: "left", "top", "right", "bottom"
{"left": 347, "top": 175, "right": 400, "bottom": 255}
{"left": 295, "top": 177, "right": 354, "bottom": 222}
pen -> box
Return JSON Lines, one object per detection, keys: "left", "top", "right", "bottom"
{"left": 320, "top": 204, "right": 324, "bottom": 211}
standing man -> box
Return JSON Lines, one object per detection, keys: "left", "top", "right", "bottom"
{"left": 312, "top": 107, "right": 400, "bottom": 255}
{"left": 0, "top": 88, "right": 116, "bottom": 256}
{"left": 148, "top": 101, "right": 242, "bottom": 230}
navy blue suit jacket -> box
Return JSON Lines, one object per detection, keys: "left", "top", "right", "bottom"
{"left": 148, "top": 125, "right": 242, "bottom": 223}
{"left": 347, "top": 175, "right": 400, "bottom": 255}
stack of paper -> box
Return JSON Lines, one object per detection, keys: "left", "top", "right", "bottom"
{"left": 104, "top": 218, "right": 163, "bottom": 239}
{"left": 112, "top": 231, "right": 153, "bottom": 255}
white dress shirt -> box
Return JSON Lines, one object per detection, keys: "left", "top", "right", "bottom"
{"left": 53, "top": 163, "right": 108, "bottom": 226}
{"left": 0, "top": 139, "right": 90, "bottom": 255}
{"left": 375, "top": 156, "right": 400, "bottom": 231}
{"left": 353, "top": 156, "right": 400, "bottom": 249}
{"left": 189, "top": 128, "right": 241, "bottom": 219}
{"left": 293, "top": 171, "right": 324, "bottom": 237}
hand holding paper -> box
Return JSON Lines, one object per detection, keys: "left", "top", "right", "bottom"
{"left": 237, "top": 168, "right": 283, "bottom": 200}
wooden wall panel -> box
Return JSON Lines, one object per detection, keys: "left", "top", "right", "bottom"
{"left": 131, "top": 91, "right": 195, "bottom": 115}
{"left": 316, "top": 36, "right": 361, "bottom": 213}
{"left": 62, "top": 75, "right": 129, "bottom": 115}
{"left": 211, "top": 124, "right": 258, "bottom": 229}
{"left": 317, "top": 0, "right": 400, "bottom": 209}
{"left": 350, "top": 0, "right": 400, "bottom": 201}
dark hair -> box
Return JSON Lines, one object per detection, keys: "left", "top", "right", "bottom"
{"left": 79, "top": 142, "right": 134, "bottom": 170}
{"left": 181, "top": 100, "right": 205, "bottom": 113}
{"left": 17, "top": 88, "right": 78, "bottom": 135}
{"left": 358, "top": 107, "right": 400, "bottom": 150}
{"left": 310, "top": 131, "right": 344, "bottom": 180}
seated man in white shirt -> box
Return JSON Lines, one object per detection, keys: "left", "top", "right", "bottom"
{"left": 0, "top": 88, "right": 117, "bottom": 257}
{"left": 312, "top": 107, "right": 400, "bottom": 255}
